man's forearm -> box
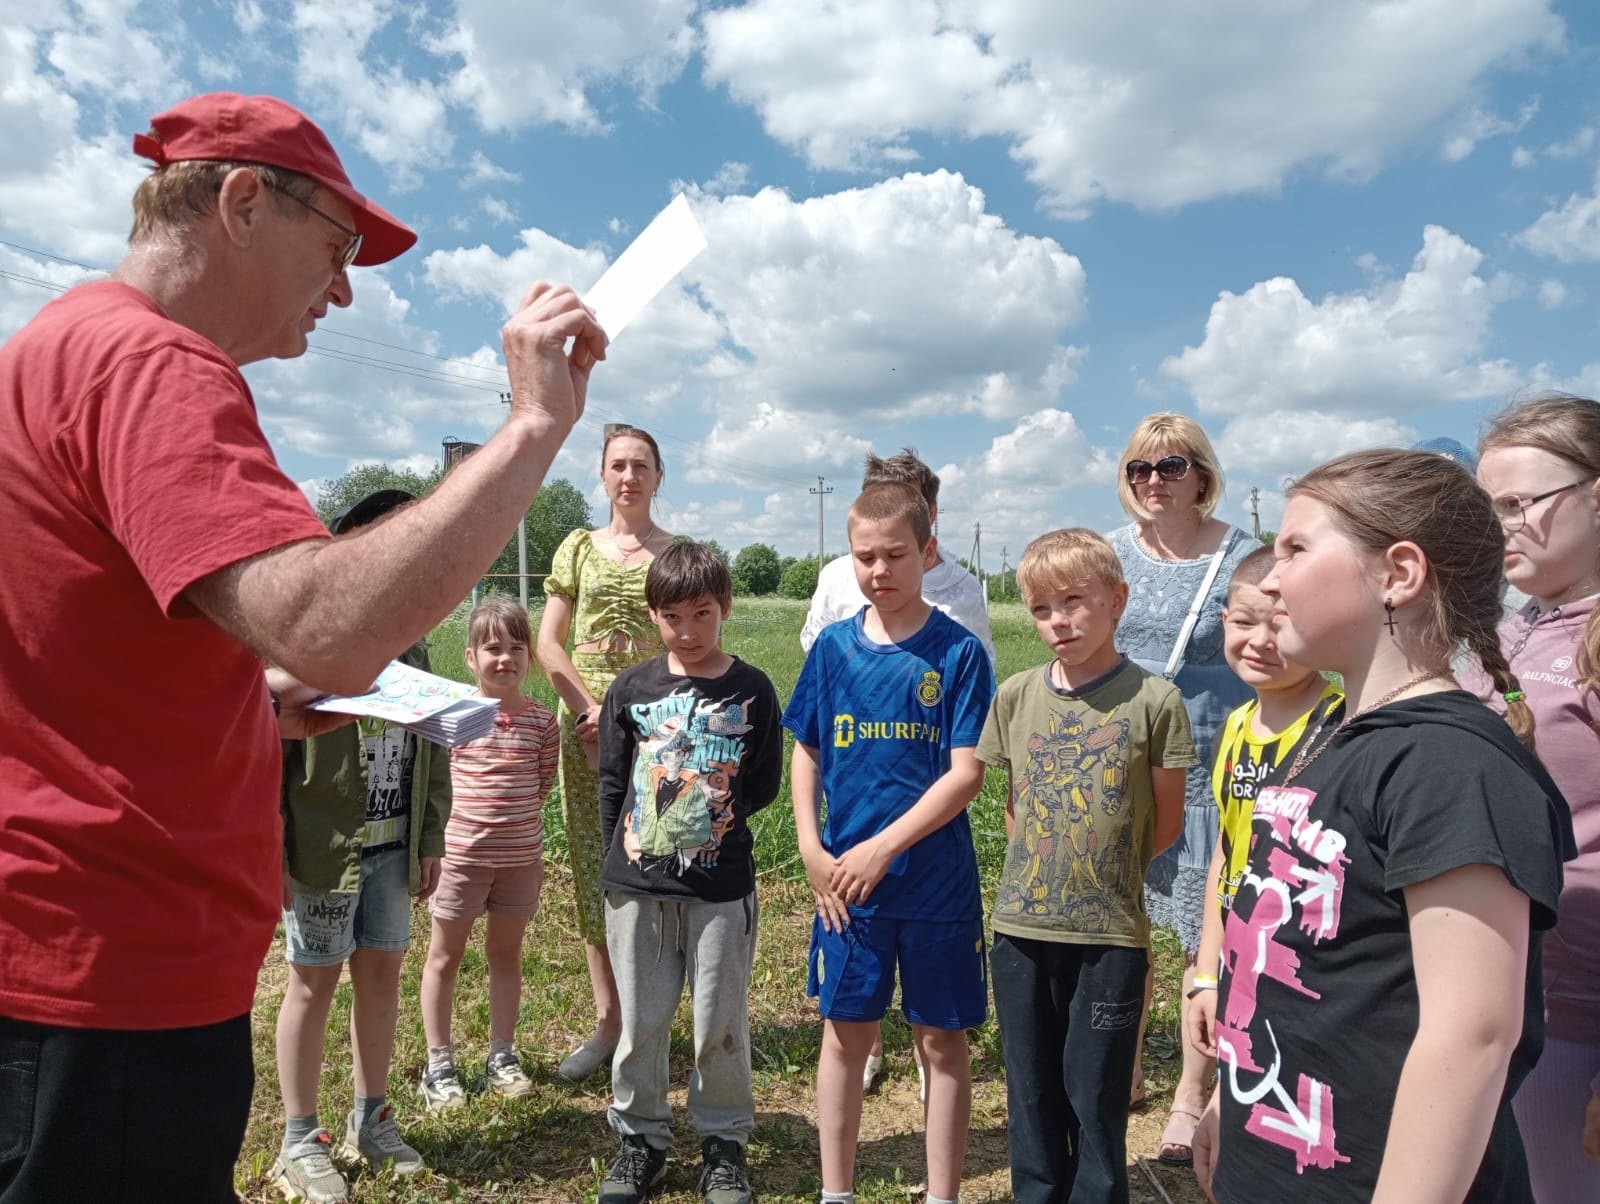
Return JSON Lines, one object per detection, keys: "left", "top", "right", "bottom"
{"left": 203, "top": 416, "right": 570, "bottom": 694}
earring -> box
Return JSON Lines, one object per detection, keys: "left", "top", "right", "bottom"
{"left": 1383, "top": 597, "right": 1397, "bottom": 635}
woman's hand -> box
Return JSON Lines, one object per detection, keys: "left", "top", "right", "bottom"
{"left": 575, "top": 705, "right": 602, "bottom": 743}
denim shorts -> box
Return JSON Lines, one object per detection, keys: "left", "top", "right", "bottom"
{"left": 807, "top": 911, "right": 988, "bottom": 1030}
{"left": 282, "top": 845, "right": 411, "bottom": 966}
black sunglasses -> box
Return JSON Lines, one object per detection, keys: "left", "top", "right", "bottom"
{"left": 1125, "top": 454, "right": 1192, "bottom": 485}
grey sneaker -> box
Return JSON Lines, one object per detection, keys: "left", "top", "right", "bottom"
{"left": 558, "top": 1034, "right": 618, "bottom": 1081}
{"left": 340, "top": 1105, "right": 424, "bottom": 1175}
{"left": 418, "top": 1063, "right": 466, "bottom": 1112}
{"left": 597, "top": 1133, "right": 667, "bottom": 1204}
{"left": 698, "top": 1137, "right": 752, "bottom": 1204}
{"left": 486, "top": 1049, "right": 534, "bottom": 1098}
{"left": 269, "top": 1128, "right": 348, "bottom": 1203}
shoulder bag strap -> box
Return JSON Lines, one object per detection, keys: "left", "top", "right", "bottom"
{"left": 1163, "top": 529, "right": 1237, "bottom": 680}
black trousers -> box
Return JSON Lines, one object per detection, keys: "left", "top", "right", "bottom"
{"left": 992, "top": 933, "right": 1149, "bottom": 1204}
{"left": 0, "top": 1011, "right": 253, "bottom": 1203}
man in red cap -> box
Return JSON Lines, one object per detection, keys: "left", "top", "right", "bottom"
{"left": 0, "top": 93, "right": 605, "bottom": 1202}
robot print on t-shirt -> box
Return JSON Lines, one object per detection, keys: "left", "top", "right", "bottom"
{"left": 623, "top": 689, "right": 756, "bottom": 875}
{"left": 1000, "top": 706, "right": 1132, "bottom": 931}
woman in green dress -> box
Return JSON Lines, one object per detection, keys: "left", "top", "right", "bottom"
{"left": 536, "top": 426, "right": 673, "bottom": 1080}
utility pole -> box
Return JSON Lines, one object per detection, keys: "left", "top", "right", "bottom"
{"left": 809, "top": 477, "right": 833, "bottom": 561}
{"left": 501, "top": 392, "right": 529, "bottom": 610}
{"left": 968, "top": 523, "right": 985, "bottom": 612}
{"left": 1249, "top": 486, "right": 1261, "bottom": 541}
{"left": 998, "top": 545, "right": 1010, "bottom": 601}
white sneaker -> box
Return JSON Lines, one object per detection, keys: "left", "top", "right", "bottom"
{"left": 486, "top": 1049, "right": 534, "bottom": 1098}
{"left": 418, "top": 1063, "right": 466, "bottom": 1112}
{"left": 861, "top": 1051, "right": 884, "bottom": 1093}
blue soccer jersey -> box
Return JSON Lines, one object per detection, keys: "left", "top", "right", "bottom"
{"left": 782, "top": 607, "right": 995, "bottom": 921}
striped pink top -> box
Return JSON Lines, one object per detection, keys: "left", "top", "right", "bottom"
{"left": 445, "top": 699, "right": 559, "bottom": 866}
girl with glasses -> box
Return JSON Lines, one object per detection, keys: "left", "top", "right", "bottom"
{"left": 1466, "top": 393, "right": 1600, "bottom": 1202}
{"left": 1106, "top": 412, "right": 1256, "bottom": 1164}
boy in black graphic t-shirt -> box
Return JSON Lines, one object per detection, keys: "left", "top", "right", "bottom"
{"left": 593, "top": 543, "right": 782, "bottom": 1204}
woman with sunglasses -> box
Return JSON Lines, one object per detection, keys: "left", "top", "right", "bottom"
{"left": 1465, "top": 394, "right": 1600, "bottom": 1202}
{"left": 1106, "top": 412, "right": 1255, "bottom": 1164}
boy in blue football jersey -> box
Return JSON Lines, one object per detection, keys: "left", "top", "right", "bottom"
{"left": 782, "top": 484, "right": 996, "bottom": 1204}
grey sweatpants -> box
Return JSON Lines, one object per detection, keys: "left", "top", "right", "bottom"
{"left": 604, "top": 891, "right": 759, "bottom": 1149}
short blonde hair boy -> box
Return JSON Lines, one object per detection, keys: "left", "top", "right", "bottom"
{"left": 1115, "top": 412, "right": 1225, "bottom": 521}
{"left": 1016, "top": 528, "right": 1125, "bottom": 604}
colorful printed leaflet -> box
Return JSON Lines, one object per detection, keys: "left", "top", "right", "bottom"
{"left": 309, "top": 661, "right": 500, "bottom": 747}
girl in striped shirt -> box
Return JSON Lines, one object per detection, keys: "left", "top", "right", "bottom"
{"left": 419, "top": 597, "right": 559, "bottom": 1106}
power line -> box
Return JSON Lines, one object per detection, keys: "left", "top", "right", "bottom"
{"left": 0, "top": 236, "right": 826, "bottom": 491}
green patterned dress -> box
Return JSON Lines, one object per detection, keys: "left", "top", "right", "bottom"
{"left": 544, "top": 528, "right": 662, "bottom": 944}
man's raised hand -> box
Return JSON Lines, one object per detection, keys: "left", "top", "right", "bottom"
{"left": 501, "top": 282, "right": 607, "bottom": 432}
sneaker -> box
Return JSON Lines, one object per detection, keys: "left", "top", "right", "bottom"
{"left": 698, "top": 1137, "right": 752, "bottom": 1204}
{"left": 558, "top": 1033, "right": 619, "bottom": 1081}
{"left": 269, "top": 1129, "right": 348, "bottom": 1203}
{"left": 486, "top": 1049, "right": 534, "bottom": 1098}
{"left": 340, "top": 1105, "right": 424, "bottom": 1175}
{"left": 597, "top": 1133, "right": 668, "bottom": 1204}
{"left": 861, "top": 1051, "right": 883, "bottom": 1093}
{"left": 418, "top": 1063, "right": 466, "bottom": 1112}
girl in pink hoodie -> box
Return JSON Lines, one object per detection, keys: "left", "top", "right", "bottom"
{"left": 1474, "top": 393, "right": 1600, "bottom": 1201}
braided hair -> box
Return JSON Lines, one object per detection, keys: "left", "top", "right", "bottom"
{"left": 1290, "top": 449, "right": 1534, "bottom": 750}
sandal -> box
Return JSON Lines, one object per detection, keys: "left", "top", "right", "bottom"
{"left": 1158, "top": 1103, "right": 1202, "bottom": 1166}
{"left": 1129, "top": 1082, "right": 1149, "bottom": 1112}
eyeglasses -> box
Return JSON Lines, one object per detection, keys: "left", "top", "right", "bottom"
{"left": 1491, "top": 478, "right": 1595, "bottom": 533}
{"left": 264, "top": 179, "right": 362, "bottom": 273}
{"left": 1125, "top": 454, "right": 1192, "bottom": 486}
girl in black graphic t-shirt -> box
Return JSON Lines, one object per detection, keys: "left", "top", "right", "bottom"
{"left": 1193, "top": 450, "right": 1574, "bottom": 1204}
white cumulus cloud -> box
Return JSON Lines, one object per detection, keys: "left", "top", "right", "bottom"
{"left": 1162, "top": 226, "right": 1520, "bottom": 418}
{"left": 429, "top": 0, "right": 696, "bottom": 133}
{"left": 1517, "top": 166, "right": 1600, "bottom": 262}
{"left": 701, "top": 0, "right": 1564, "bottom": 215}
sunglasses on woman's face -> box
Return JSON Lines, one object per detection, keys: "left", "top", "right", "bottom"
{"left": 1125, "top": 454, "right": 1192, "bottom": 485}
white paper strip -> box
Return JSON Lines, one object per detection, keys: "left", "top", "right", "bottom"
{"left": 583, "top": 193, "right": 708, "bottom": 343}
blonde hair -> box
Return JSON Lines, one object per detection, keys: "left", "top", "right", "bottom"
{"left": 129, "top": 160, "right": 316, "bottom": 245}
{"left": 1480, "top": 393, "right": 1600, "bottom": 710}
{"left": 848, "top": 484, "right": 932, "bottom": 547}
{"left": 1017, "top": 528, "right": 1125, "bottom": 604}
{"left": 1290, "top": 449, "right": 1533, "bottom": 750}
{"left": 1116, "top": 412, "right": 1225, "bottom": 521}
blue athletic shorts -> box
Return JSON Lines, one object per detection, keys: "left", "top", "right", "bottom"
{"left": 806, "top": 911, "right": 987, "bottom": 1030}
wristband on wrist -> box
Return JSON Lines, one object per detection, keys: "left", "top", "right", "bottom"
{"left": 1186, "top": 983, "right": 1217, "bottom": 1000}
{"left": 1192, "top": 974, "right": 1219, "bottom": 989}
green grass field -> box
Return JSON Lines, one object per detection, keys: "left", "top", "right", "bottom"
{"left": 238, "top": 598, "right": 1205, "bottom": 1203}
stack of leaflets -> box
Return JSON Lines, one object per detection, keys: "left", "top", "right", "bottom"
{"left": 309, "top": 660, "right": 500, "bottom": 747}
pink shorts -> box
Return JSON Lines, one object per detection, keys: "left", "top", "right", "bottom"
{"left": 428, "top": 858, "right": 543, "bottom": 921}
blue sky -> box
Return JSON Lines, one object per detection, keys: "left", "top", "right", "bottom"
{"left": 4, "top": 0, "right": 1600, "bottom": 564}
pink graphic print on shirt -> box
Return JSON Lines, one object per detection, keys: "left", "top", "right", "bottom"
{"left": 1216, "top": 784, "right": 1352, "bottom": 1175}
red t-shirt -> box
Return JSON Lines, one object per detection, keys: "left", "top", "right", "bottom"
{"left": 0, "top": 281, "right": 331, "bottom": 1029}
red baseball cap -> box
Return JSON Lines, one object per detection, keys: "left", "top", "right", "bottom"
{"left": 133, "top": 92, "right": 417, "bottom": 267}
